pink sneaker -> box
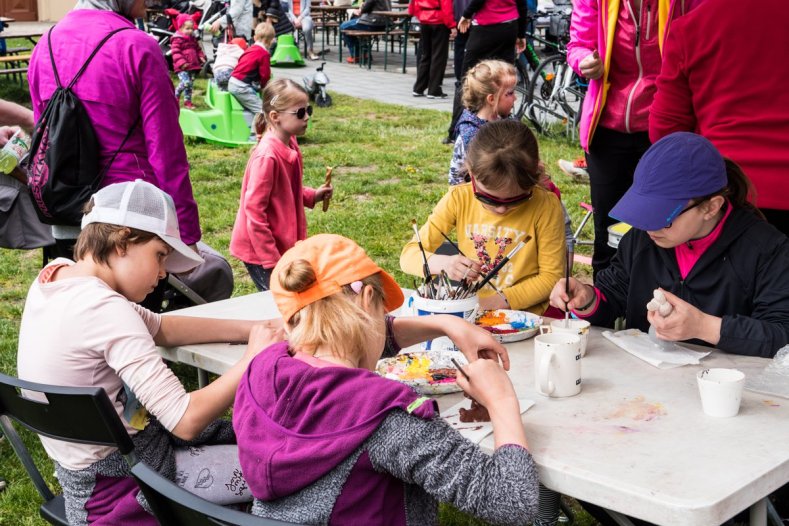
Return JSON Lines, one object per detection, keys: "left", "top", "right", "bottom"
{"left": 183, "top": 101, "right": 195, "bottom": 110}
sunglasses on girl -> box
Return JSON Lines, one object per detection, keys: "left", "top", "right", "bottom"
{"left": 281, "top": 105, "right": 314, "bottom": 119}
{"left": 471, "top": 177, "right": 532, "bottom": 208}
{"left": 664, "top": 190, "right": 725, "bottom": 228}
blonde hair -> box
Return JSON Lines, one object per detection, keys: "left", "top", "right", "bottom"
{"left": 252, "top": 111, "right": 266, "bottom": 140}
{"left": 259, "top": 78, "right": 309, "bottom": 133}
{"left": 254, "top": 21, "right": 275, "bottom": 45}
{"left": 462, "top": 60, "right": 517, "bottom": 112}
{"left": 466, "top": 119, "right": 540, "bottom": 192}
{"left": 278, "top": 259, "right": 386, "bottom": 362}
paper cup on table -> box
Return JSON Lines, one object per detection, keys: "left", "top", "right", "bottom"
{"left": 534, "top": 333, "right": 582, "bottom": 398}
{"left": 409, "top": 293, "right": 479, "bottom": 352}
{"left": 696, "top": 368, "right": 745, "bottom": 418}
{"left": 540, "top": 319, "right": 592, "bottom": 356}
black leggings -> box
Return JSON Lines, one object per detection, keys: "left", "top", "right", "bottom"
{"left": 446, "top": 20, "right": 518, "bottom": 139}
{"left": 585, "top": 126, "right": 651, "bottom": 278}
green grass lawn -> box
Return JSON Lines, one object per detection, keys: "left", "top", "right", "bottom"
{"left": 0, "top": 77, "right": 595, "bottom": 525}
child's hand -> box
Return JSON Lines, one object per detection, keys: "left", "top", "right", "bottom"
{"left": 443, "top": 317, "right": 510, "bottom": 370}
{"left": 316, "top": 183, "right": 333, "bottom": 203}
{"left": 647, "top": 289, "right": 722, "bottom": 345}
{"left": 549, "top": 277, "right": 595, "bottom": 312}
{"left": 444, "top": 255, "right": 482, "bottom": 282}
{"left": 456, "top": 358, "right": 518, "bottom": 409}
{"left": 244, "top": 319, "right": 286, "bottom": 359}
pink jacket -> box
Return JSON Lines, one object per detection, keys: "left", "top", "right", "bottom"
{"left": 171, "top": 15, "right": 205, "bottom": 72}
{"left": 28, "top": 10, "right": 201, "bottom": 244}
{"left": 567, "top": 0, "right": 699, "bottom": 151}
{"left": 230, "top": 133, "right": 317, "bottom": 268}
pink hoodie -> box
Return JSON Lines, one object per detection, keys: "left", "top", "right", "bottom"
{"left": 567, "top": 0, "right": 700, "bottom": 151}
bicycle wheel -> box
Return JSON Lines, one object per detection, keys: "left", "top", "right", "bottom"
{"left": 514, "top": 56, "right": 531, "bottom": 120}
{"left": 526, "top": 54, "right": 583, "bottom": 139}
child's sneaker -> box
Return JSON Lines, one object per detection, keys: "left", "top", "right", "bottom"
{"left": 346, "top": 56, "right": 357, "bottom": 64}
{"left": 183, "top": 101, "right": 195, "bottom": 110}
{"left": 557, "top": 157, "right": 589, "bottom": 182}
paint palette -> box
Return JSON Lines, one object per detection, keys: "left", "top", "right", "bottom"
{"left": 475, "top": 309, "right": 542, "bottom": 343}
{"left": 376, "top": 351, "right": 467, "bottom": 395}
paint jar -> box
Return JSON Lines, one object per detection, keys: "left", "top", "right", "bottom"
{"left": 696, "top": 368, "right": 745, "bottom": 418}
{"left": 407, "top": 293, "right": 479, "bottom": 352}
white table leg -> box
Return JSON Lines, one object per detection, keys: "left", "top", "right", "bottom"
{"left": 750, "top": 498, "right": 767, "bottom": 526}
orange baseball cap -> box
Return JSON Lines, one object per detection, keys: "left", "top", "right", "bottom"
{"left": 271, "top": 234, "right": 404, "bottom": 322}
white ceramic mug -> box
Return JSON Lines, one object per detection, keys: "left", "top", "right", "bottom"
{"left": 534, "top": 333, "right": 582, "bottom": 398}
{"left": 540, "top": 319, "right": 592, "bottom": 356}
{"left": 696, "top": 368, "right": 745, "bottom": 418}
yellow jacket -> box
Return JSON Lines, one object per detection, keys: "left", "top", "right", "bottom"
{"left": 400, "top": 183, "right": 566, "bottom": 314}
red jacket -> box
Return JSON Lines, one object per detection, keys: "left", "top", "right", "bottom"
{"left": 171, "top": 32, "right": 205, "bottom": 72}
{"left": 231, "top": 43, "right": 272, "bottom": 87}
{"left": 649, "top": 0, "right": 789, "bottom": 210}
{"left": 230, "top": 133, "right": 317, "bottom": 268}
{"left": 408, "top": 0, "right": 454, "bottom": 28}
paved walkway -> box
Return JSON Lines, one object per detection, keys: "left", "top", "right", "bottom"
{"left": 271, "top": 48, "right": 455, "bottom": 112}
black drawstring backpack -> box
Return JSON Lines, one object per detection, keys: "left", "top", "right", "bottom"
{"left": 26, "top": 26, "right": 138, "bottom": 226}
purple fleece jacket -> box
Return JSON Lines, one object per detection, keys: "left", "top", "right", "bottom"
{"left": 234, "top": 342, "right": 435, "bottom": 504}
{"left": 28, "top": 9, "right": 201, "bottom": 244}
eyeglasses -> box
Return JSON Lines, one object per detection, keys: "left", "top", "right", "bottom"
{"left": 471, "top": 177, "right": 532, "bottom": 209}
{"left": 281, "top": 105, "right": 313, "bottom": 119}
{"left": 664, "top": 191, "right": 724, "bottom": 228}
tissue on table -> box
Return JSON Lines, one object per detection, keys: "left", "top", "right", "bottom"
{"left": 603, "top": 329, "right": 711, "bottom": 369}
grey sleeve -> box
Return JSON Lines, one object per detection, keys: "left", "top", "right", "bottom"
{"left": 367, "top": 410, "right": 539, "bottom": 526}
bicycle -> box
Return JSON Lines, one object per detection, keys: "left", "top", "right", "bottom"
{"left": 513, "top": 11, "right": 565, "bottom": 121}
{"left": 525, "top": 48, "right": 588, "bottom": 140}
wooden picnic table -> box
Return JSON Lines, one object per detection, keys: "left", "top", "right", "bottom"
{"left": 0, "top": 17, "right": 16, "bottom": 24}
{"left": 312, "top": 4, "right": 352, "bottom": 56}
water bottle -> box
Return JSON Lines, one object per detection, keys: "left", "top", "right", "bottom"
{"left": 0, "top": 129, "right": 31, "bottom": 174}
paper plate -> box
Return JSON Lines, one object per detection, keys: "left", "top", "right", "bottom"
{"left": 376, "top": 351, "right": 467, "bottom": 395}
{"left": 475, "top": 309, "right": 542, "bottom": 343}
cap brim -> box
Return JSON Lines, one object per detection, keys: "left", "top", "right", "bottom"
{"left": 379, "top": 270, "right": 404, "bottom": 313}
{"left": 609, "top": 187, "right": 690, "bottom": 232}
{"left": 160, "top": 234, "right": 205, "bottom": 274}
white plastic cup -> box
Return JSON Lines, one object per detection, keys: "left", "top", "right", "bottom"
{"left": 409, "top": 293, "right": 478, "bottom": 351}
{"left": 534, "top": 333, "right": 582, "bottom": 398}
{"left": 540, "top": 319, "right": 592, "bottom": 356}
{"left": 696, "top": 368, "right": 745, "bottom": 418}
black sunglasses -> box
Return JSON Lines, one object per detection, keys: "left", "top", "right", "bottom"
{"left": 471, "top": 177, "right": 532, "bottom": 208}
{"left": 281, "top": 105, "right": 314, "bottom": 119}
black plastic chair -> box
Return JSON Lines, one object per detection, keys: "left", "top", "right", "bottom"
{"left": 130, "top": 462, "right": 300, "bottom": 526}
{"left": 0, "top": 372, "right": 137, "bottom": 525}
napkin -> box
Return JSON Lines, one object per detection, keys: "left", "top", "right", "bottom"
{"left": 442, "top": 399, "right": 534, "bottom": 444}
{"left": 602, "top": 329, "right": 711, "bottom": 369}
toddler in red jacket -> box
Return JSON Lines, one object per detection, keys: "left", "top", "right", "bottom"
{"left": 230, "top": 79, "right": 333, "bottom": 291}
{"left": 171, "top": 16, "right": 206, "bottom": 109}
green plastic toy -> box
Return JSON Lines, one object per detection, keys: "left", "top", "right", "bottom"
{"left": 271, "top": 35, "right": 306, "bottom": 67}
{"left": 178, "top": 80, "right": 257, "bottom": 147}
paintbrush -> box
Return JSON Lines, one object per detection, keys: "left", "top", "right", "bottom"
{"left": 451, "top": 358, "right": 470, "bottom": 381}
{"left": 411, "top": 219, "right": 432, "bottom": 285}
{"left": 322, "top": 166, "right": 333, "bottom": 212}
{"left": 564, "top": 248, "right": 571, "bottom": 327}
{"left": 428, "top": 218, "right": 467, "bottom": 257}
{"left": 473, "top": 236, "right": 531, "bottom": 293}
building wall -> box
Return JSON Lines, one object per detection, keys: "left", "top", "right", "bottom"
{"left": 37, "top": 0, "right": 70, "bottom": 21}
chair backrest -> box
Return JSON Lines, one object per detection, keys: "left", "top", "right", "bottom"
{"left": 130, "top": 462, "right": 300, "bottom": 526}
{"left": 0, "top": 372, "right": 136, "bottom": 503}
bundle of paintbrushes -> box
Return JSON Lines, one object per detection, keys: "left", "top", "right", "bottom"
{"left": 409, "top": 218, "right": 531, "bottom": 301}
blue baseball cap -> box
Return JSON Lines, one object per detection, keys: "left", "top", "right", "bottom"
{"left": 609, "top": 132, "right": 727, "bottom": 231}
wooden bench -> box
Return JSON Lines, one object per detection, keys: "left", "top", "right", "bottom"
{"left": 0, "top": 53, "right": 31, "bottom": 84}
{"left": 341, "top": 24, "right": 418, "bottom": 72}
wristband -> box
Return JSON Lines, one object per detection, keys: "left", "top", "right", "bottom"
{"left": 576, "top": 288, "right": 597, "bottom": 311}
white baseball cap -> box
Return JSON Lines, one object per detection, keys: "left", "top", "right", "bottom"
{"left": 81, "top": 180, "right": 204, "bottom": 273}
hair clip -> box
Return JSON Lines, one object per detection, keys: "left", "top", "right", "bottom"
{"left": 270, "top": 94, "right": 279, "bottom": 106}
{"left": 350, "top": 281, "right": 363, "bottom": 294}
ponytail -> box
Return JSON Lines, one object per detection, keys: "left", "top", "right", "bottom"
{"left": 722, "top": 158, "right": 765, "bottom": 219}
